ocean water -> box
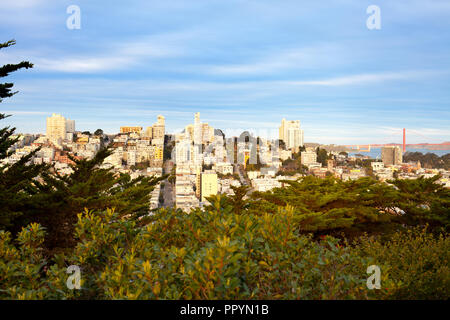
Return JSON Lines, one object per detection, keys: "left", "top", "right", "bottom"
{"left": 348, "top": 147, "right": 450, "bottom": 159}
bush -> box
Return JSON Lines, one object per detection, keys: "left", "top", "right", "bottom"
{"left": 354, "top": 227, "right": 450, "bottom": 299}
{"left": 1, "top": 206, "right": 448, "bottom": 300}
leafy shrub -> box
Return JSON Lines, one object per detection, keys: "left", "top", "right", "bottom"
{"left": 354, "top": 227, "right": 450, "bottom": 299}
{"left": 0, "top": 224, "right": 49, "bottom": 299}
{"left": 1, "top": 205, "right": 448, "bottom": 300}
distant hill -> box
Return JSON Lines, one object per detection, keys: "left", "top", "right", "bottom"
{"left": 403, "top": 151, "right": 450, "bottom": 170}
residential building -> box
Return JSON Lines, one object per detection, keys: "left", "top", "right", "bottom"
{"left": 152, "top": 115, "right": 165, "bottom": 140}
{"left": 251, "top": 177, "right": 282, "bottom": 192}
{"left": 279, "top": 118, "right": 304, "bottom": 151}
{"left": 214, "top": 162, "right": 234, "bottom": 175}
{"left": 381, "top": 146, "right": 403, "bottom": 166}
{"left": 301, "top": 150, "right": 317, "bottom": 166}
{"left": 371, "top": 161, "right": 384, "bottom": 171}
{"left": 201, "top": 171, "right": 218, "bottom": 202}
{"left": 188, "top": 112, "right": 214, "bottom": 145}
{"left": 46, "top": 113, "right": 75, "bottom": 141}
{"left": 120, "top": 126, "right": 142, "bottom": 134}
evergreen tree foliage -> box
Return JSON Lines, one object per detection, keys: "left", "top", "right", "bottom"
{"left": 248, "top": 175, "right": 447, "bottom": 238}
{"left": 26, "top": 147, "right": 166, "bottom": 250}
{"left": 0, "top": 39, "right": 48, "bottom": 229}
{"left": 0, "top": 40, "right": 33, "bottom": 157}
{"left": 228, "top": 185, "right": 251, "bottom": 215}
{"left": 316, "top": 147, "right": 330, "bottom": 167}
{"left": 389, "top": 175, "right": 450, "bottom": 232}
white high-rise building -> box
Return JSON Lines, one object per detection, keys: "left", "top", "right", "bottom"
{"left": 152, "top": 115, "right": 165, "bottom": 140}
{"left": 175, "top": 139, "right": 192, "bottom": 164}
{"left": 193, "top": 112, "right": 202, "bottom": 145}
{"left": 46, "top": 113, "right": 75, "bottom": 141}
{"left": 145, "top": 115, "right": 165, "bottom": 140}
{"left": 66, "top": 119, "right": 75, "bottom": 133}
{"left": 279, "top": 118, "right": 304, "bottom": 151}
{"left": 187, "top": 112, "right": 214, "bottom": 146}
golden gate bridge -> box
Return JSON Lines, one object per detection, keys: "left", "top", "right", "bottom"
{"left": 345, "top": 128, "right": 450, "bottom": 152}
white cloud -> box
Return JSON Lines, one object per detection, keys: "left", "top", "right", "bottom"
{"left": 287, "top": 73, "right": 405, "bottom": 86}
{"left": 380, "top": 126, "right": 450, "bottom": 137}
{"left": 34, "top": 56, "right": 133, "bottom": 73}
{"left": 285, "top": 71, "right": 442, "bottom": 86}
{"left": 1, "top": 0, "right": 49, "bottom": 9}
{"left": 32, "top": 37, "right": 180, "bottom": 73}
{"left": 206, "top": 44, "right": 344, "bottom": 75}
{"left": 0, "top": 30, "right": 188, "bottom": 74}
{"left": 1, "top": 110, "right": 48, "bottom": 115}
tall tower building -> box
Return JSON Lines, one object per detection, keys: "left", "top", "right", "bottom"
{"left": 381, "top": 146, "right": 403, "bottom": 166}
{"left": 145, "top": 126, "right": 153, "bottom": 139}
{"left": 185, "top": 112, "right": 215, "bottom": 146}
{"left": 279, "top": 118, "right": 304, "bottom": 151}
{"left": 175, "top": 139, "right": 191, "bottom": 164}
{"left": 201, "top": 123, "right": 214, "bottom": 144}
{"left": 194, "top": 112, "right": 200, "bottom": 125}
{"left": 157, "top": 115, "right": 165, "bottom": 126}
{"left": 46, "top": 113, "right": 74, "bottom": 141}
{"left": 66, "top": 119, "right": 75, "bottom": 133}
{"left": 184, "top": 124, "right": 194, "bottom": 141}
{"left": 193, "top": 112, "right": 202, "bottom": 145}
{"left": 152, "top": 115, "right": 165, "bottom": 140}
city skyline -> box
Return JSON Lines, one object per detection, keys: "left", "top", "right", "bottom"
{"left": 1, "top": 1, "right": 450, "bottom": 144}
{"left": 16, "top": 111, "right": 450, "bottom": 148}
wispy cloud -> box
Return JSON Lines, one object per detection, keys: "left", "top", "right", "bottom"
{"left": 2, "top": 110, "right": 48, "bottom": 115}
{"left": 0, "top": 0, "right": 50, "bottom": 9}
{"left": 32, "top": 36, "right": 181, "bottom": 73}
{"left": 205, "top": 44, "right": 344, "bottom": 75}
{"left": 286, "top": 71, "right": 441, "bottom": 87}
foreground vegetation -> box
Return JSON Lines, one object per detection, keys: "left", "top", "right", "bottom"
{"left": 1, "top": 205, "right": 448, "bottom": 300}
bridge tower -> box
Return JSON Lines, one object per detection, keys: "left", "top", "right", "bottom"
{"left": 403, "top": 128, "right": 406, "bottom": 153}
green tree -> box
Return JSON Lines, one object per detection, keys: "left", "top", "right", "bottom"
{"left": 403, "top": 151, "right": 449, "bottom": 170}
{"left": 250, "top": 176, "right": 400, "bottom": 238}
{"left": 390, "top": 175, "right": 450, "bottom": 232}
{"left": 0, "top": 39, "right": 48, "bottom": 230}
{"left": 30, "top": 147, "right": 166, "bottom": 250}
{"left": 229, "top": 185, "right": 251, "bottom": 215}
{"left": 316, "top": 147, "right": 330, "bottom": 166}
{"left": 0, "top": 40, "right": 33, "bottom": 158}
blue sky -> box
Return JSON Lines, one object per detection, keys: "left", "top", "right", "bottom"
{"left": 1, "top": 0, "right": 449, "bottom": 144}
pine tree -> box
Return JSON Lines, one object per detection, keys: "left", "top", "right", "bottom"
{"left": 390, "top": 175, "right": 450, "bottom": 232}
{"left": 31, "top": 147, "right": 166, "bottom": 250}
{"left": 0, "top": 39, "right": 48, "bottom": 230}
{"left": 0, "top": 40, "right": 33, "bottom": 157}
{"left": 229, "top": 185, "right": 251, "bottom": 215}
{"left": 250, "top": 175, "right": 399, "bottom": 238}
